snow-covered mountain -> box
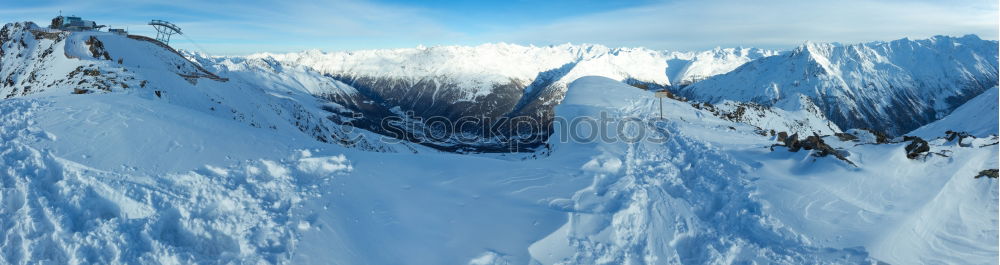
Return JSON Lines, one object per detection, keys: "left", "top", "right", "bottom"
{"left": 908, "top": 86, "right": 999, "bottom": 138}
{"left": 1, "top": 20, "right": 998, "bottom": 265}
{"left": 680, "top": 35, "right": 999, "bottom": 136}
{"left": 0, "top": 21, "right": 806, "bottom": 153}
{"left": 0, "top": 22, "right": 403, "bottom": 153}
{"left": 189, "top": 44, "right": 776, "bottom": 151}
{"left": 246, "top": 44, "right": 776, "bottom": 99}
{"left": 665, "top": 47, "right": 778, "bottom": 86}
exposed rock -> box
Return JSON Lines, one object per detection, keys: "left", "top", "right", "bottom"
{"left": 85, "top": 36, "right": 111, "bottom": 60}
{"left": 858, "top": 128, "right": 890, "bottom": 143}
{"left": 783, "top": 133, "right": 801, "bottom": 152}
{"left": 975, "top": 169, "right": 998, "bottom": 179}
{"left": 904, "top": 137, "right": 930, "bottom": 159}
{"left": 944, "top": 130, "right": 975, "bottom": 147}
{"left": 30, "top": 29, "right": 63, "bottom": 41}
{"left": 835, "top": 132, "right": 858, "bottom": 141}
{"left": 945, "top": 130, "right": 970, "bottom": 141}
{"left": 642, "top": 87, "right": 685, "bottom": 101}
{"left": 772, "top": 132, "right": 855, "bottom": 166}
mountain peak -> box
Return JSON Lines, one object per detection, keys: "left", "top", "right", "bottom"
{"left": 683, "top": 35, "right": 999, "bottom": 136}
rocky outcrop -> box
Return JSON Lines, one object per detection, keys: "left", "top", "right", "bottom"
{"left": 85, "top": 36, "right": 110, "bottom": 60}
{"left": 773, "top": 132, "right": 855, "bottom": 166}
{"left": 945, "top": 130, "right": 975, "bottom": 147}
{"left": 834, "top": 132, "right": 858, "bottom": 141}
{"left": 975, "top": 169, "right": 998, "bottom": 179}
{"left": 903, "top": 136, "right": 931, "bottom": 159}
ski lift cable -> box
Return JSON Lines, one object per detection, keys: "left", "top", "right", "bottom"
{"left": 179, "top": 33, "right": 213, "bottom": 56}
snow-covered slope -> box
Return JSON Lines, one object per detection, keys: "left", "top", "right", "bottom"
{"left": 681, "top": 35, "right": 999, "bottom": 136}
{"left": 0, "top": 22, "right": 402, "bottom": 153}
{"left": 908, "top": 86, "right": 999, "bottom": 138}
{"left": 691, "top": 97, "right": 842, "bottom": 136}
{"left": 0, "top": 96, "right": 351, "bottom": 264}
{"left": 2, "top": 61, "right": 997, "bottom": 265}
{"left": 2, "top": 20, "right": 997, "bottom": 265}
{"left": 532, "top": 77, "right": 998, "bottom": 264}
{"left": 7, "top": 72, "right": 994, "bottom": 264}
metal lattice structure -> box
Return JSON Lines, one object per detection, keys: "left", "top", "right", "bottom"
{"left": 149, "top": 20, "right": 182, "bottom": 44}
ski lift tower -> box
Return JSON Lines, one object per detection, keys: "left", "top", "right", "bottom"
{"left": 149, "top": 20, "right": 181, "bottom": 44}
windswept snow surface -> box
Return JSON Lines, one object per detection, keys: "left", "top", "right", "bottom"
{"left": 3, "top": 74, "right": 996, "bottom": 264}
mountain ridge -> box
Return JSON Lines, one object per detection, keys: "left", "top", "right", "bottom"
{"left": 0, "top": 20, "right": 997, "bottom": 265}
{"left": 191, "top": 42, "right": 780, "bottom": 151}
{"left": 680, "top": 34, "right": 999, "bottom": 136}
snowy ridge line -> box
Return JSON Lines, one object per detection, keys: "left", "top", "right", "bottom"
{"left": 681, "top": 34, "right": 999, "bottom": 136}
{"left": 185, "top": 42, "right": 777, "bottom": 152}
{"left": 244, "top": 43, "right": 777, "bottom": 93}
{"left": 908, "top": 86, "right": 1000, "bottom": 138}
{"left": 529, "top": 76, "right": 874, "bottom": 264}
{"left": 1, "top": 21, "right": 403, "bottom": 153}
{"left": 125, "top": 34, "right": 228, "bottom": 82}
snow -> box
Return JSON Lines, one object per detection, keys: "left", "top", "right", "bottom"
{"left": 701, "top": 97, "right": 842, "bottom": 135}
{"left": 1, "top": 21, "right": 997, "bottom": 265}
{"left": 747, "top": 137, "right": 998, "bottom": 264}
{"left": 225, "top": 43, "right": 776, "bottom": 100}
{"left": 909, "top": 86, "right": 999, "bottom": 138}
{"left": 296, "top": 154, "right": 352, "bottom": 175}
{"left": 0, "top": 97, "right": 339, "bottom": 264}
{"left": 665, "top": 47, "right": 778, "bottom": 86}
{"left": 681, "top": 35, "right": 999, "bottom": 136}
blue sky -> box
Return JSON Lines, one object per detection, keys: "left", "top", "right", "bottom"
{"left": 2, "top": 0, "right": 997, "bottom": 55}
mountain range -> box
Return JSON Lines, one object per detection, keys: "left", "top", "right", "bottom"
{"left": 0, "top": 20, "right": 997, "bottom": 264}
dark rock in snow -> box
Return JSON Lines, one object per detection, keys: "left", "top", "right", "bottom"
{"left": 777, "top": 131, "right": 789, "bottom": 142}
{"left": 904, "top": 137, "right": 930, "bottom": 159}
{"left": 945, "top": 130, "right": 975, "bottom": 147}
{"left": 772, "top": 132, "right": 856, "bottom": 166}
{"left": 835, "top": 132, "right": 858, "bottom": 142}
{"left": 975, "top": 169, "right": 998, "bottom": 179}
{"left": 859, "top": 128, "right": 890, "bottom": 144}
